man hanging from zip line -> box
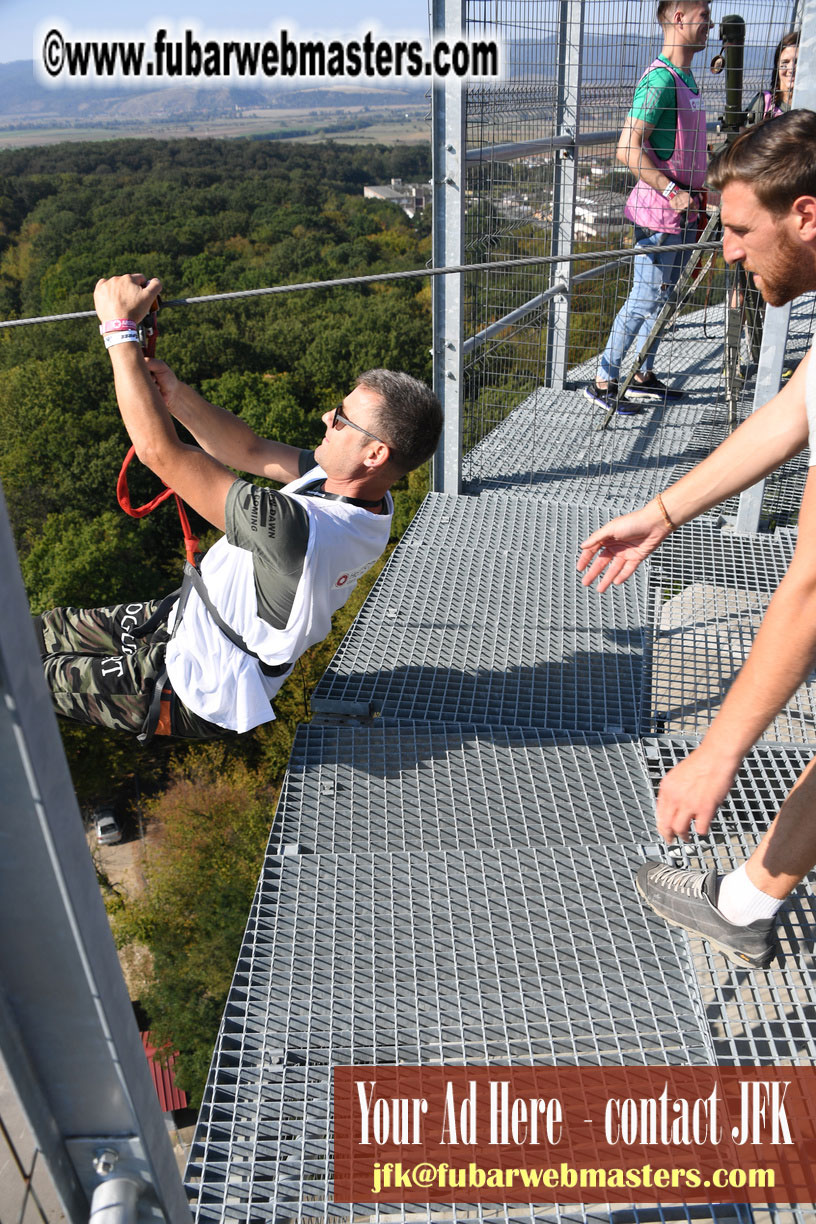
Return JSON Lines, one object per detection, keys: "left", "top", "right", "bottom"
{"left": 578, "top": 110, "right": 816, "bottom": 971}
{"left": 35, "top": 272, "right": 442, "bottom": 743}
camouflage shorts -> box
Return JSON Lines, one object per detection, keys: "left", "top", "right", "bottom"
{"left": 38, "top": 600, "right": 234, "bottom": 741}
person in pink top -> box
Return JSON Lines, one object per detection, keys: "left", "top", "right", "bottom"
{"left": 586, "top": 1, "right": 711, "bottom": 415}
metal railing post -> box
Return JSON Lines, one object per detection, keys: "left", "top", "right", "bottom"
{"left": 431, "top": 0, "right": 466, "bottom": 494}
{"left": 735, "top": 0, "right": 816, "bottom": 533}
{"left": 545, "top": 0, "right": 584, "bottom": 389}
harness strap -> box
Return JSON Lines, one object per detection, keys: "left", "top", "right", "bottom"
{"left": 130, "top": 589, "right": 182, "bottom": 639}
{"left": 138, "top": 668, "right": 171, "bottom": 745}
{"left": 177, "top": 562, "right": 293, "bottom": 678}
{"left": 117, "top": 447, "right": 201, "bottom": 567}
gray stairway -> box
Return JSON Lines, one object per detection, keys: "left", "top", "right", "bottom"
{"left": 186, "top": 304, "right": 816, "bottom": 1223}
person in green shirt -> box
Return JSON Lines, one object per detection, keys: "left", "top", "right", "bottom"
{"left": 586, "top": 1, "right": 711, "bottom": 415}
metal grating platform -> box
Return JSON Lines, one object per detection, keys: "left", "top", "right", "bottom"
{"left": 461, "top": 387, "right": 711, "bottom": 508}
{"left": 667, "top": 416, "right": 809, "bottom": 528}
{"left": 644, "top": 524, "right": 816, "bottom": 741}
{"left": 188, "top": 1078, "right": 755, "bottom": 1224}
{"left": 190, "top": 275, "right": 816, "bottom": 1221}
{"left": 399, "top": 491, "right": 610, "bottom": 556}
{"left": 649, "top": 521, "right": 798, "bottom": 592}
{"left": 273, "top": 723, "right": 657, "bottom": 853}
{"left": 312, "top": 499, "right": 648, "bottom": 732}
{"left": 464, "top": 298, "right": 816, "bottom": 520}
{"left": 642, "top": 738, "right": 816, "bottom": 1068}
{"left": 186, "top": 845, "right": 715, "bottom": 1222}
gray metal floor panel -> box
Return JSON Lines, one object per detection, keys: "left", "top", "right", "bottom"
{"left": 461, "top": 388, "right": 710, "bottom": 508}
{"left": 565, "top": 307, "right": 737, "bottom": 393}
{"left": 312, "top": 505, "right": 647, "bottom": 732}
{"left": 186, "top": 845, "right": 716, "bottom": 1222}
{"left": 188, "top": 1075, "right": 754, "bottom": 1224}
{"left": 566, "top": 297, "right": 815, "bottom": 395}
{"left": 642, "top": 738, "right": 816, "bottom": 1067}
{"left": 648, "top": 521, "right": 797, "bottom": 593}
{"left": 273, "top": 724, "right": 657, "bottom": 854}
{"left": 400, "top": 492, "right": 614, "bottom": 557}
{"left": 667, "top": 416, "right": 808, "bottom": 528}
{"left": 465, "top": 297, "right": 815, "bottom": 516}
{"left": 644, "top": 526, "right": 816, "bottom": 741}
{"left": 189, "top": 292, "right": 816, "bottom": 1222}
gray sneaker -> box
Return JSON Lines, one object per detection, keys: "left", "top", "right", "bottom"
{"left": 635, "top": 863, "right": 778, "bottom": 970}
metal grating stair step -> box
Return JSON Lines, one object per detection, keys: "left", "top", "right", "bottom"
{"left": 464, "top": 298, "right": 815, "bottom": 518}
{"left": 645, "top": 524, "right": 816, "bottom": 742}
{"left": 189, "top": 284, "right": 816, "bottom": 1219}
{"left": 461, "top": 388, "right": 708, "bottom": 507}
{"left": 272, "top": 723, "right": 657, "bottom": 854}
{"left": 312, "top": 499, "right": 648, "bottom": 732}
{"left": 642, "top": 737, "right": 816, "bottom": 1067}
{"left": 186, "top": 845, "right": 715, "bottom": 1222}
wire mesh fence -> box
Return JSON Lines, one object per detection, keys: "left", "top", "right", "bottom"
{"left": 460, "top": 0, "right": 808, "bottom": 473}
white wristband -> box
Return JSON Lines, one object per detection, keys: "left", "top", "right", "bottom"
{"left": 104, "top": 330, "right": 140, "bottom": 350}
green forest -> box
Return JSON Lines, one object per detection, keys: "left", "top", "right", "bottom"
{"left": 0, "top": 136, "right": 433, "bottom": 1103}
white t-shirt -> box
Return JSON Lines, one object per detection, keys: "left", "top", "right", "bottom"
{"left": 165, "top": 467, "right": 392, "bottom": 731}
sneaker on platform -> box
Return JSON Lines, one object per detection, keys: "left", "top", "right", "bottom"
{"left": 635, "top": 862, "right": 778, "bottom": 970}
{"left": 583, "top": 380, "right": 643, "bottom": 416}
{"left": 626, "top": 372, "right": 684, "bottom": 402}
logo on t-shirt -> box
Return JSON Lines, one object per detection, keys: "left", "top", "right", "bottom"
{"left": 333, "top": 562, "right": 372, "bottom": 589}
{"left": 246, "top": 489, "right": 276, "bottom": 538}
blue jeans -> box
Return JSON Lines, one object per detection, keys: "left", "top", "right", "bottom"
{"left": 598, "top": 221, "right": 695, "bottom": 382}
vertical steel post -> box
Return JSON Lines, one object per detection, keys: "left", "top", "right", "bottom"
{"left": 0, "top": 480, "right": 192, "bottom": 1224}
{"left": 734, "top": 0, "right": 816, "bottom": 532}
{"left": 431, "top": 0, "right": 466, "bottom": 494}
{"left": 545, "top": 0, "right": 584, "bottom": 389}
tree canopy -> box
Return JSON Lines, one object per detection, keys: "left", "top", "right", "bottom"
{"left": 0, "top": 135, "right": 433, "bottom": 1106}
{"left": 0, "top": 136, "right": 432, "bottom": 610}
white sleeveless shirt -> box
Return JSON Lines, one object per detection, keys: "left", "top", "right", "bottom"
{"left": 165, "top": 467, "right": 392, "bottom": 731}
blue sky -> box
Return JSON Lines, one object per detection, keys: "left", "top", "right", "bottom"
{"left": 1, "top": 0, "right": 431, "bottom": 65}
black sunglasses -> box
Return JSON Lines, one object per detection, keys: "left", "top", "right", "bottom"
{"left": 332, "top": 402, "right": 387, "bottom": 446}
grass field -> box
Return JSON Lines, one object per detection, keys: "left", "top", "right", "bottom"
{"left": 0, "top": 104, "right": 429, "bottom": 149}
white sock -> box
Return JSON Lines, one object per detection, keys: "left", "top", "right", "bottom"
{"left": 716, "top": 864, "right": 784, "bottom": 926}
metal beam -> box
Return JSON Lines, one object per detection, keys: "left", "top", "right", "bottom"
{"left": 465, "top": 120, "right": 719, "bottom": 165}
{"left": 431, "top": 0, "right": 466, "bottom": 495}
{"left": 465, "top": 128, "right": 617, "bottom": 162}
{"left": 0, "top": 480, "right": 192, "bottom": 1224}
{"left": 545, "top": 0, "right": 585, "bottom": 389}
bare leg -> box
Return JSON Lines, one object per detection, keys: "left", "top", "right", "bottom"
{"left": 746, "top": 754, "right": 816, "bottom": 898}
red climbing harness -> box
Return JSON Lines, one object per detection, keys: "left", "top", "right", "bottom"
{"left": 115, "top": 296, "right": 201, "bottom": 566}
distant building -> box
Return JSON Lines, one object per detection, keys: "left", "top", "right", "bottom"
{"left": 574, "top": 190, "right": 629, "bottom": 241}
{"left": 141, "top": 1031, "right": 188, "bottom": 1116}
{"left": 363, "top": 178, "right": 431, "bottom": 219}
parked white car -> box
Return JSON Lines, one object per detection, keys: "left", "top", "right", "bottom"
{"left": 94, "top": 808, "right": 123, "bottom": 846}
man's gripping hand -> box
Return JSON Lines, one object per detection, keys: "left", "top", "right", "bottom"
{"left": 145, "top": 358, "right": 182, "bottom": 414}
{"left": 94, "top": 273, "right": 162, "bottom": 326}
{"left": 577, "top": 503, "right": 671, "bottom": 593}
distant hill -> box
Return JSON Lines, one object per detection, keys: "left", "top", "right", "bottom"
{"left": 0, "top": 35, "right": 775, "bottom": 131}
{"left": 0, "top": 59, "right": 426, "bottom": 123}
